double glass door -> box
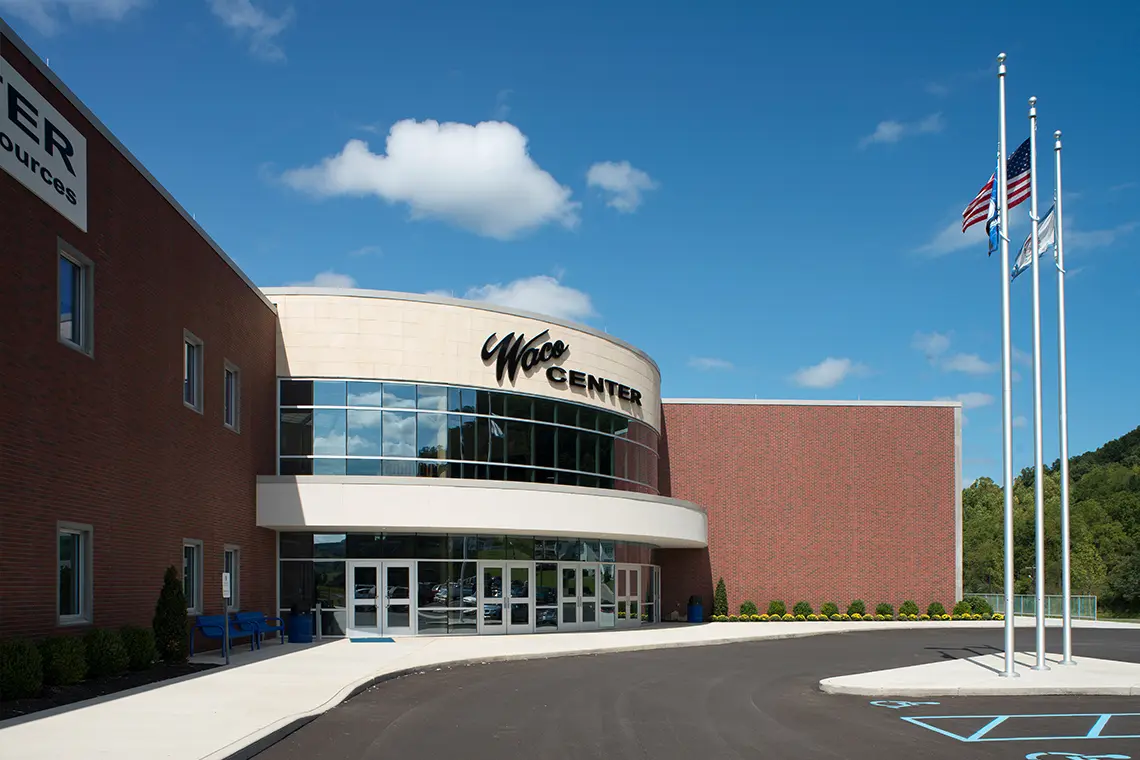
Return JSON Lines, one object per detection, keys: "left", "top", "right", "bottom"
{"left": 348, "top": 561, "right": 414, "bottom": 637}
{"left": 557, "top": 564, "right": 598, "bottom": 631}
{"left": 478, "top": 562, "right": 533, "bottom": 634}
{"left": 617, "top": 565, "right": 640, "bottom": 625}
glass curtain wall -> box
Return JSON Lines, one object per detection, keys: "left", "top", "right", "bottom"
{"left": 278, "top": 380, "right": 660, "bottom": 494}
{"left": 279, "top": 532, "right": 659, "bottom": 636}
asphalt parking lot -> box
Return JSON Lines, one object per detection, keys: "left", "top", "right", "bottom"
{"left": 256, "top": 627, "right": 1140, "bottom": 760}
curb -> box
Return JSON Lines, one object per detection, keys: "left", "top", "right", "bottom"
{"left": 818, "top": 680, "right": 1140, "bottom": 697}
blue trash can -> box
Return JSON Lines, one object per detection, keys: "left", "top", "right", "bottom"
{"left": 288, "top": 609, "right": 314, "bottom": 643}
{"left": 687, "top": 596, "right": 704, "bottom": 623}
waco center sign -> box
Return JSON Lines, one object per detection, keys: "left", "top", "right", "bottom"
{"left": 0, "top": 41, "right": 88, "bottom": 232}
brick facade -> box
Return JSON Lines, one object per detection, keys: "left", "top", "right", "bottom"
{"left": 0, "top": 32, "right": 278, "bottom": 640}
{"left": 656, "top": 402, "right": 960, "bottom": 619}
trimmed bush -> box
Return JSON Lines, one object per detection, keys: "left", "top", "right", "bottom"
{"left": 119, "top": 625, "right": 157, "bottom": 671}
{"left": 899, "top": 600, "right": 920, "bottom": 617}
{"left": 781, "top": 613, "right": 794, "bottom": 622}
{"left": 793, "top": 601, "right": 813, "bottom": 617}
{"left": 84, "top": 629, "right": 129, "bottom": 679}
{"left": 1, "top": 639, "right": 43, "bottom": 699}
{"left": 994, "top": 613, "right": 1005, "bottom": 621}
{"left": 919, "top": 613, "right": 931, "bottom": 621}
{"left": 952, "top": 600, "right": 973, "bottom": 617}
{"left": 749, "top": 614, "right": 761, "bottom": 622}
{"left": 766, "top": 601, "right": 786, "bottom": 617}
{"left": 829, "top": 613, "right": 841, "bottom": 621}
{"left": 153, "top": 566, "right": 189, "bottom": 663}
{"left": 795, "top": 614, "right": 806, "bottom": 621}
{"left": 728, "top": 614, "right": 740, "bottom": 622}
{"left": 820, "top": 602, "right": 839, "bottom": 617}
{"left": 740, "top": 600, "right": 759, "bottom": 616}
{"left": 962, "top": 595, "right": 995, "bottom": 616}
{"left": 874, "top": 614, "right": 885, "bottom": 621}
{"left": 39, "top": 635, "right": 88, "bottom": 686}
{"left": 926, "top": 602, "right": 946, "bottom": 617}
{"left": 875, "top": 602, "right": 894, "bottom": 618}
{"left": 982, "top": 612, "right": 993, "bottom": 620}
{"left": 713, "top": 578, "right": 729, "bottom": 617}
{"left": 846, "top": 600, "right": 866, "bottom": 616}
{"left": 759, "top": 614, "right": 770, "bottom": 621}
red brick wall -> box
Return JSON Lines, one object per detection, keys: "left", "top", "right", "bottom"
{"left": 0, "top": 34, "right": 278, "bottom": 640}
{"left": 656, "top": 402, "right": 959, "bottom": 619}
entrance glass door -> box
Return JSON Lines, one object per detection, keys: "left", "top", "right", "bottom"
{"left": 534, "top": 563, "right": 558, "bottom": 631}
{"left": 558, "top": 564, "right": 581, "bottom": 631}
{"left": 382, "top": 562, "right": 414, "bottom": 635}
{"left": 478, "top": 563, "right": 506, "bottom": 634}
{"left": 581, "top": 565, "right": 598, "bottom": 628}
{"left": 506, "top": 563, "right": 533, "bottom": 634}
{"left": 617, "top": 565, "right": 640, "bottom": 626}
{"left": 348, "top": 562, "right": 382, "bottom": 637}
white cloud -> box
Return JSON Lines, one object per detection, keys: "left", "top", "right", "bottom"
{"left": 916, "top": 203, "right": 1030, "bottom": 257}
{"left": 912, "top": 331, "right": 951, "bottom": 362}
{"left": 790, "top": 357, "right": 869, "bottom": 389}
{"left": 208, "top": 0, "right": 295, "bottom": 62}
{"left": 493, "top": 89, "right": 512, "bottom": 120}
{"left": 859, "top": 112, "right": 944, "bottom": 148}
{"left": 688, "top": 357, "right": 734, "bottom": 371}
{"left": 1012, "top": 347, "right": 1032, "bottom": 366}
{"left": 442, "top": 275, "right": 596, "bottom": 323}
{"left": 1066, "top": 220, "right": 1137, "bottom": 250}
{"left": 936, "top": 392, "right": 995, "bottom": 409}
{"left": 347, "top": 245, "right": 382, "bottom": 257}
{"left": 0, "top": 0, "right": 146, "bottom": 34}
{"left": 1013, "top": 415, "right": 1028, "bottom": 428}
{"left": 942, "top": 353, "right": 998, "bottom": 375}
{"left": 282, "top": 120, "right": 579, "bottom": 240}
{"left": 586, "top": 161, "right": 658, "bottom": 213}
{"left": 288, "top": 271, "right": 357, "bottom": 288}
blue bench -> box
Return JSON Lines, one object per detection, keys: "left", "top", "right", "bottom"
{"left": 234, "top": 611, "right": 286, "bottom": 648}
{"left": 190, "top": 614, "right": 256, "bottom": 657}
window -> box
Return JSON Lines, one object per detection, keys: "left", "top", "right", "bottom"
{"left": 224, "top": 546, "right": 240, "bottom": 611}
{"left": 183, "top": 331, "right": 204, "bottom": 412}
{"left": 183, "top": 540, "right": 203, "bottom": 613}
{"left": 57, "top": 242, "right": 94, "bottom": 355}
{"left": 223, "top": 362, "right": 241, "bottom": 431}
{"left": 58, "top": 523, "right": 92, "bottom": 625}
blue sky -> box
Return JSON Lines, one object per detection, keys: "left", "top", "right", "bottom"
{"left": 3, "top": 0, "right": 1137, "bottom": 485}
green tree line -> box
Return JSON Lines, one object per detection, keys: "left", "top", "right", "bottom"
{"left": 962, "top": 424, "right": 1140, "bottom": 612}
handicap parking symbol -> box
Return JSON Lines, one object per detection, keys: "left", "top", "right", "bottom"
{"left": 869, "top": 700, "right": 941, "bottom": 710}
{"left": 1025, "top": 753, "right": 1131, "bottom": 760}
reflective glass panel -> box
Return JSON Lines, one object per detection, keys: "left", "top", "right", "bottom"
{"left": 557, "top": 429, "right": 576, "bottom": 471}
{"left": 354, "top": 604, "right": 378, "bottom": 628}
{"left": 313, "top": 410, "right": 346, "bottom": 455}
{"left": 415, "top": 535, "right": 447, "bottom": 559}
{"left": 352, "top": 566, "right": 377, "bottom": 599}
{"left": 453, "top": 562, "right": 477, "bottom": 607}
{"left": 417, "top": 385, "right": 448, "bottom": 410}
{"left": 536, "top": 607, "right": 558, "bottom": 629}
{"left": 383, "top": 459, "right": 417, "bottom": 476}
{"left": 417, "top": 562, "right": 446, "bottom": 608}
{"left": 346, "top": 459, "right": 382, "bottom": 476}
{"left": 582, "top": 601, "right": 597, "bottom": 623}
{"left": 279, "top": 458, "right": 313, "bottom": 476}
{"left": 279, "top": 533, "right": 315, "bottom": 559}
{"left": 347, "top": 381, "right": 383, "bottom": 407}
{"left": 506, "top": 536, "right": 534, "bottom": 560}
{"left": 460, "top": 389, "right": 477, "bottom": 414}
{"left": 449, "top": 609, "right": 477, "bottom": 634}
{"left": 387, "top": 565, "right": 411, "bottom": 599}
{"left": 506, "top": 420, "right": 531, "bottom": 468}
{"left": 579, "top": 407, "right": 598, "bottom": 431}
{"left": 561, "top": 568, "right": 577, "bottom": 598}
{"left": 279, "top": 561, "right": 314, "bottom": 609}
{"left": 600, "top": 564, "right": 616, "bottom": 603}
{"left": 383, "top": 383, "right": 417, "bottom": 408}
{"left": 315, "top": 562, "right": 346, "bottom": 607}
{"left": 534, "top": 425, "right": 555, "bottom": 468}
{"left": 59, "top": 256, "right": 79, "bottom": 343}
{"left": 598, "top": 437, "right": 614, "bottom": 476}
{"left": 347, "top": 410, "right": 383, "bottom": 455}
{"left": 562, "top": 602, "right": 577, "bottom": 624}
{"left": 313, "top": 458, "right": 346, "bottom": 475}
{"left": 556, "top": 540, "right": 580, "bottom": 561}
{"left": 476, "top": 535, "right": 505, "bottom": 559}
{"left": 58, "top": 533, "right": 80, "bottom": 616}
{"left": 279, "top": 411, "right": 313, "bottom": 456}
{"left": 387, "top": 604, "right": 411, "bottom": 629}
{"left": 418, "top": 610, "right": 447, "bottom": 634}
{"left": 417, "top": 413, "right": 448, "bottom": 459}
{"left": 382, "top": 411, "right": 416, "bottom": 456}
{"left": 313, "top": 381, "right": 346, "bottom": 406}
{"left": 535, "top": 564, "right": 558, "bottom": 606}
{"left": 314, "top": 535, "right": 347, "bottom": 558}
{"left": 582, "top": 568, "right": 597, "bottom": 597}
{"left": 483, "top": 566, "right": 503, "bottom": 599}
{"left": 489, "top": 418, "right": 506, "bottom": 463}
{"left": 534, "top": 398, "right": 555, "bottom": 423}
{"left": 381, "top": 534, "right": 415, "bottom": 558}
{"left": 509, "top": 567, "right": 529, "bottom": 599}
{"left": 506, "top": 394, "right": 532, "bottom": 419}
{"left": 510, "top": 603, "right": 529, "bottom": 625}
{"left": 346, "top": 534, "right": 384, "bottom": 558}
{"left": 279, "top": 380, "right": 313, "bottom": 407}
{"left": 447, "top": 387, "right": 463, "bottom": 413}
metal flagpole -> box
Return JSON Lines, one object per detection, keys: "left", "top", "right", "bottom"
{"left": 1055, "top": 129, "right": 1075, "bottom": 665}
{"left": 1027, "top": 97, "right": 1048, "bottom": 671}
{"left": 997, "top": 53, "right": 1018, "bottom": 678}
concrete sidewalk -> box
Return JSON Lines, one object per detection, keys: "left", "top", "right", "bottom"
{"left": 0, "top": 618, "right": 1126, "bottom": 760}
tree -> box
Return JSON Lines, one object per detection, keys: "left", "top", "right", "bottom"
{"left": 153, "top": 565, "right": 189, "bottom": 663}
{"left": 1071, "top": 541, "right": 1107, "bottom": 596}
{"left": 713, "top": 578, "right": 728, "bottom": 617}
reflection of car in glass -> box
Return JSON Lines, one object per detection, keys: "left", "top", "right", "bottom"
{"left": 536, "top": 608, "right": 557, "bottom": 625}
{"left": 354, "top": 584, "right": 377, "bottom": 599}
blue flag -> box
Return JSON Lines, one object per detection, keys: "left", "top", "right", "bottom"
{"left": 985, "top": 159, "right": 1000, "bottom": 256}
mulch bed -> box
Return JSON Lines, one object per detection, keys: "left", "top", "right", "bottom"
{"left": 0, "top": 661, "right": 219, "bottom": 721}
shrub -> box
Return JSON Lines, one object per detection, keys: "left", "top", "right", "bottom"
{"left": 792, "top": 601, "right": 812, "bottom": 617}
{"left": 982, "top": 612, "right": 993, "bottom": 620}
{"left": 780, "top": 613, "right": 793, "bottom": 621}
{"left": 875, "top": 603, "right": 894, "bottom": 618}
{"left": 829, "top": 613, "right": 841, "bottom": 621}
{"left": 728, "top": 614, "right": 740, "bottom": 622}
{"left": 952, "top": 600, "right": 973, "bottom": 617}
{"left": 899, "top": 600, "right": 920, "bottom": 617}
{"left": 962, "top": 595, "right": 995, "bottom": 616}
{"left": 846, "top": 600, "right": 866, "bottom": 616}
{"left": 713, "top": 578, "right": 729, "bottom": 617}
{"left": 874, "top": 614, "right": 885, "bottom": 621}
{"left": 920, "top": 614, "right": 931, "bottom": 621}
{"left": 119, "top": 626, "right": 157, "bottom": 671}
{"left": 1, "top": 639, "right": 43, "bottom": 699}
{"left": 740, "top": 601, "right": 759, "bottom": 616}
{"left": 821, "top": 602, "right": 839, "bottom": 617}
{"left": 766, "top": 601, "right": 786, "bottom": 617}
{"left": 39, "top": 635, "right": 88, "bottom": 686}
{"left": 759, "top": 614, "right": 770, "bottom": 621}
{"left": 84, "top": 629, "right": 129, "bottom": 679}
{"left": 153, "top": 566, "right": 189, "bottom": 663}
{"left": 994, "top": 613, "right": 1004, "bottom": 621}
{"left": 851, "top": 613, "right": 862, "bottom": 620}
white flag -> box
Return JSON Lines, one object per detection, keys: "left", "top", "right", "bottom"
{"left": 1011, "top": 205, "right": 1056, "bottom": 281}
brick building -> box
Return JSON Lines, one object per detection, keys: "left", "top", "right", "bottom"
{"left": 0, "top": 18, "right": 960, "bottom": 643}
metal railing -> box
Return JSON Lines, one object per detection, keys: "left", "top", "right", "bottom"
{"left": 971, "top": 593, "right": 1097, "bottom": 620}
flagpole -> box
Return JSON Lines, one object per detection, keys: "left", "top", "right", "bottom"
{"left": 1055, "top": 129, "right": 1074, "bottom": 665}
{"left": 1027, "top": 97, "right": 1049, "bottom": 671}
{"left": 997, "top": 53, "right": 1018, "bottom": 678}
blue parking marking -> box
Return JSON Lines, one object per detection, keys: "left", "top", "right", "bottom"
{"left": 901, "top": 713, "right": 1140, "bottom": 743}
{"left": 1024, "top": 753, "right": 1132, "bottom": 759}
{"left": 869, "top": 700, "right": 941, "bottom": 709}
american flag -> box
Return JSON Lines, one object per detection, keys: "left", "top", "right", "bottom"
{"left": 961, "top": 138, "right": 1031, "bottom": 232}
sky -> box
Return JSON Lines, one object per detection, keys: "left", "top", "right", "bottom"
{"left": 2, "top": 0, "right": 1137, "bottom": 486}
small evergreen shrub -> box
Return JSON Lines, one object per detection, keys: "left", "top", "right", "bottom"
{"left": 994, "top": 613, "right": 1004, "bottom": 621}
{"left": 728, "top": 614, "right": 739, "bottom": 622}
{"left": 740, "top": 601, "right": 759, "bottom": 616}
{"left": 926, "top": 602, "right": 946, "bottom": 617}
{"left": 713, "top": 578, "right": 729, "bottom": 617}
{"left": 84, "top": 629, "right": 129, "bottom": 679}
{"left": 846, "top": 600, "right": 866, "bottom": 616}
{"left": 0, "top": 639, "right": 43, "bottom": 699}
{"left": 153, "top": 566, "right": 190, "bottom": 663}
{"left": 767, "top": 600, "right": 786, "bottom": 617}
{"left": 821, "top": 602, "right": 839, "bottom": 617}
{"left": 781, "top": 613, "right": 794, "bottom": 621}
{"left": 982, "top": 612, "right": 993, "bottom": 620}
{"left": 919, "top": 614, "right": 931, "bottom": 621}
{"left": 899, "top": 600, "right": 920, "bottom": 617}
{"left": 119, "top": 626, "right": 157, "bottom": 671}
{"left": 875, "top": 603, "right": 894, "bottom": 618}
{"left": 759, "top": 614, "right": 770, "bottom": 621}
{"left": 39, "top": 635, "right": 88, "bottom": 686}
{"left": 952, "top": 600, "right": 973, "bottom": 617}
{"left": 793, "top": 601, "right": 813, "bottom": 617}
{"left": 795, "top": 614, "right": 806, "bottom": 621}
{"left": 962, "top": 595, "right": 995, "bottom": 616}
{"left": 908, "top": 614, "right": 919, "bottom": 621}
{"left": 830, "top": 613, "right": 841, "bottom": 621}
{"left": 750, "top": 614, "right": 762, "bottom": 622}
{"left": 874, "top": 614, "right": 885, "bottom": 621}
